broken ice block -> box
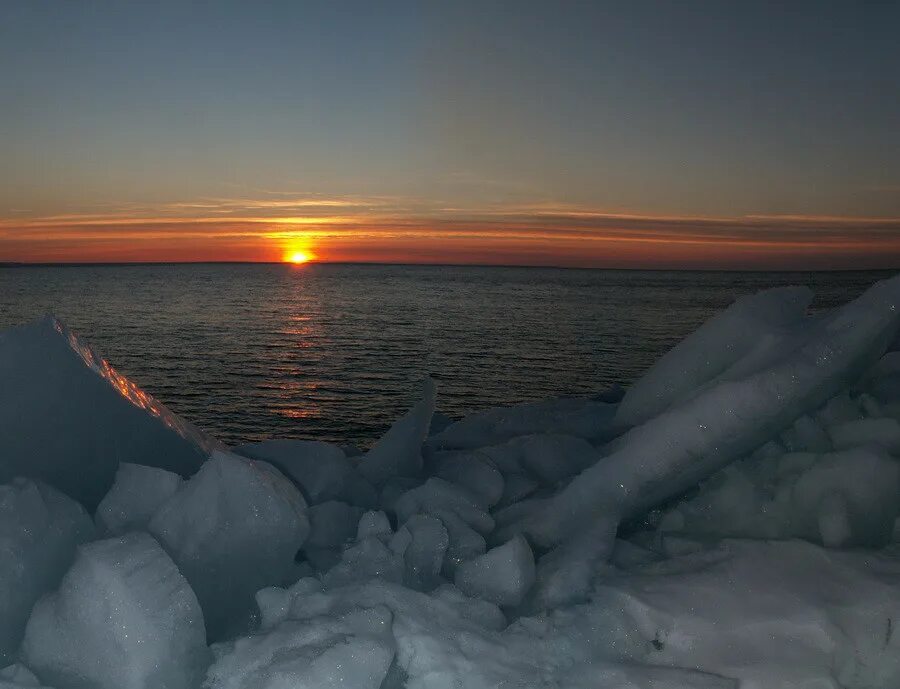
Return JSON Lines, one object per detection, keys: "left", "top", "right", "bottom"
{"left": 149, "top": 451, "right": 310, "bottom": 640}
{"left": 21, "top": 533, "right": 209, "bottom": 689}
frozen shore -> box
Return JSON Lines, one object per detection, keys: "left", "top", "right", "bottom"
{"left": 2, "top": 274, "right": 900, "bottom": 688}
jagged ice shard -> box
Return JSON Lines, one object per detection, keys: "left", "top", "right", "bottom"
{"left": 0, "top": 317, "right": 217, "bottom": 510}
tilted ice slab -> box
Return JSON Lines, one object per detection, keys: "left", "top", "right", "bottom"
{"left": 514, "top": 275, "right": 900, "bottom": 548}
{"left": 0, "top": 317, "right": 218, "bottom": 510}
{"left": 358, "top": 378, "right": 436, "bottom": 488}
{"left": 614, "top": 286, "right": 813, "bottom": 429}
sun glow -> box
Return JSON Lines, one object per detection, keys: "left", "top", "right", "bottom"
{"left": 285, "top": 250, "right": 314, "bottom": 264}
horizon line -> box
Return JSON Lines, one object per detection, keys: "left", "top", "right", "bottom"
{"left": 1, "top": 259, "right": 897, "bottom": 274}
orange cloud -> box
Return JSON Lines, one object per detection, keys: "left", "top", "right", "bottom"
{"left": 1, "top": 196, "right": 899, "bottom": 269}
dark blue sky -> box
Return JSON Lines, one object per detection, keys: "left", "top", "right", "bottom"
{"left": 1, "top": 1, "right": 898, "bottom": 265}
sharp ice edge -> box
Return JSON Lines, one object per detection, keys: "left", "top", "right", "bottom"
{"left": 1, "top": 274, "right": 900, "bottom": 688}
{"left": 52, "top": 317, "right": 223, "bottom": 456}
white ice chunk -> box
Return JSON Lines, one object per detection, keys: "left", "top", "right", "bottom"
{"left": 791, "top": 449, "right": 900, "bottom": 547}
{"left": 356, "top": 510, "right": 392, "bottom": 541}
{"left": 255, "top": 578, "right": 324, "bottom": 631}
{"left": 454, "top": 535, "right": 535, "bottom": 607}
{"left": 0, "top": 479, "right": 94, "bottom": 664}
{"left": 205, "top": 607, "right": 395, "bottom": 689}
{"left": 431, "top": 509, "right": 487, "bottom": 576}
{"left": 148, "top": 451, "right": 309, "bottom": 640}
{"left": 234, "top": 439, "right": 377, "bottom": 507}
{"left": 398, "top": 514, "right": 449, "bottom": 591}
{"left": 393, "top": 478, "right": 494, "bottom": 534}
{"left": 664, "top": 448, "right": 900, "bottom": 548}
{"left": 484, "top": 434, "right": 600, "bottom": 485}
{"left": 615, "top": 286, "right": 813, "bottom": 428}
{"left": 304, "top": 501, "right": 363, "bottom": 550}
{"left": 523, "top": 518, "right": 617, "bottom": 612}
{"left": 358, "top": 379, "right": 436, "bottom": 487}
{"left": 21, "top": 533, "right": 209, "bottom": 689}
{"left": 428, "top": 585, "right": 507, "bottom": 631}
{"left": 323, "top": 537, "right": 404, "bottom": 588}
{"left": 255, "top": 579, "right": 610, "bottom": 688}
{"left": 433, "top": 452, "right": 504, "bottom": 508}
{"left": 94, "top": 463, "right": 182, "bottom": 536}
{"left": 0, "top": 317, "right": 215, "bottom": 510}
{"left": 518, "top": 276, "right": 900, "bottom": 548}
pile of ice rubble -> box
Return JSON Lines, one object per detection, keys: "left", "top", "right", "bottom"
{"left": 3, "top": 276, "right": 900, "bottom": 689}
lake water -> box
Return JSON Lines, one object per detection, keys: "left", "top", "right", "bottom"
{"left": 0, "top": 264, "right": 892, "bottom": 447}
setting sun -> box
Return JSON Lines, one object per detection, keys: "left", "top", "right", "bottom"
{"left": 285, "top": 250, "right": 313, "bottom": 264}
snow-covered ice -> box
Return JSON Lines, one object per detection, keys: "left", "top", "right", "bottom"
{"left": 3, "top": 274, "right": 900, "bottom": 688}
{"left": 590, "top": 539, "right": 900, "bottom": 688}
{"left": 206, "top": 606, "right": 395, "bottom": 689}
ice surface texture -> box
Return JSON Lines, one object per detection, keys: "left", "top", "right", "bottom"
{"left": 2, "top": 274, "right": 900, "bottom": 688}
{"left": 21, "top": 533, "right": 209, "bottom": 689}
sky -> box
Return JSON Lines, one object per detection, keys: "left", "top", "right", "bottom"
{"left": 1, "top": 0, "right": 898, "bottom": 269}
